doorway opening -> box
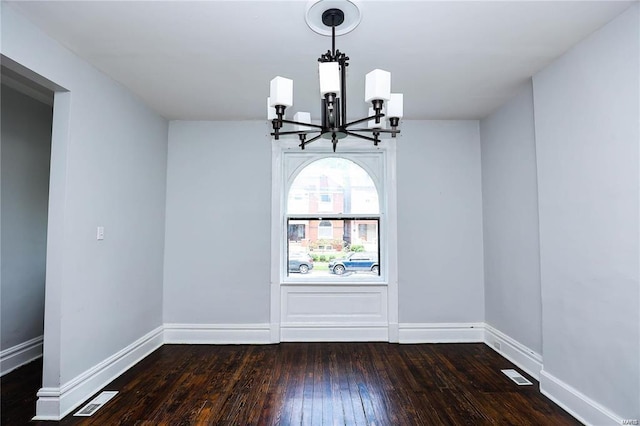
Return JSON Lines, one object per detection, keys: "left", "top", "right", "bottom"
{"left": 0, "top": 57, "right": 62, "bottom": 425}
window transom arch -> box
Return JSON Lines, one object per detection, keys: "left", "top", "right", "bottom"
{"left": 286, "top": 157, "right": 380, "bottom": 216}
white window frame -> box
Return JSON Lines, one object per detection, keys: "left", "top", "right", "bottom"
{"left": 270, "top": 138, "right": 399, "bottom": 343}
{"left": 282, "top": 153, "right": 385, "bottom": 284}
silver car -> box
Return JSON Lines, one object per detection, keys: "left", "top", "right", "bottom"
{"left": 288, "top": 253, "right": 314, "bottom": 274}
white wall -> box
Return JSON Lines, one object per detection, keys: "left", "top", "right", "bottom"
{"left": 163, "top": 121, "right": 271, "bottom": 324}
{"left": 1, "top": 85, "right": 52, "bottom": 353}
{"left": 533, "top": 4, "right": 639, "bottom": 420}
{"left": 397, "top": 121, "right": 485, "bottom": 323}
{"left": 479, "top": 81, "right": 542, "bottom": 354}
{"left": 1, "top": 2, "right": 168, "bottom": 403}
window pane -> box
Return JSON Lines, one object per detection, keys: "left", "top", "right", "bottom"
{"left": 318, "top": 220, "right": 333, "bottom": 239}
{"left": 287, "top": 218, "right": 380, "bottom": 280}
{"left": 288, "top": 223, "right": 306, "bottom": 241}
{"left": 288, "top": 158, "right": 379, "bottom": 215}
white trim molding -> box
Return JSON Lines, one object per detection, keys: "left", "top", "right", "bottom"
{"left": 539, "top": 369, "right": 624, "bottom": 426}
{"left": 398, "top": 323, "right": 485, "bottom": 343}
{"left": 388, "top": 322, "right": 399, "bottom": 343}
{"left": 33, "top": 326, "right": 163, "bottom": 421}
{"left": 0, "top": 335, "right": 43, "bottom": 376}
{"left": 271, "top": 143, "right": 399, "bottom": 345}
{"left": 164, "top": 323, "right": 271, "bottom": 344}
{"left": 483, "top": 324, "right": 543, "bottom": 381}
{"left": 280, "top": 322, "right": 389, "bottom": 342}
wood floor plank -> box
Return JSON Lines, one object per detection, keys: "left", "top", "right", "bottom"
{"left": 326, "top": 346, "right": 345, "bottom": 426}
{"left": 3, "top": 343, "right": 583, "bottom": 426}
{"left": 345, "top": 347, "right": 369, "bottom": 426}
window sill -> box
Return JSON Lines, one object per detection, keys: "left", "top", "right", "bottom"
{"left": 281, "top": 279, "right": 387, "bottom": 286}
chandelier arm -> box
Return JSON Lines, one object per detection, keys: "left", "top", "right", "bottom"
{"left": 280, "top": 119, "right": 325, "bottom": 130}
{"left": 300, "top": 133, "right": 323, "bottom": 148}
{"left": 344, "top": 113, "right": 385, "bottom": 128}
{"left": 271, "top": 130, "right": 321, "bottom": 136}
{"left": 344, "top": 131, "right": 379, "bottom": 143}
{"left": 344, "top": 128, "right": 400, "bottom": 134}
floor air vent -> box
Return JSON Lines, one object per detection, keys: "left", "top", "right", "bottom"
{"left": 501, "top": 369, "right": 533, "bottom": 386}
{"left": 73, "top": 391, "right": 118, "bottom": 417}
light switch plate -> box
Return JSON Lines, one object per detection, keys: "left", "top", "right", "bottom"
{"left": 97, "top": 226, "right": 104, "bottom": 240}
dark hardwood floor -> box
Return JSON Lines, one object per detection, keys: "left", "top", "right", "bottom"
{"left": 1, "top": 357, "right": 44, "bottom": 425}
{"left": 2, "top": 343, "right": 581, "bottom": 425}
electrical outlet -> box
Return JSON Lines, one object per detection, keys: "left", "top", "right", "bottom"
{"left": 96, "top": 226, "right": 104, "bottom": 240}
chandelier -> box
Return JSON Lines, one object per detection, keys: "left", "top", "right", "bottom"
{"left": 267, "top": 6, "right": 403, "bottom": 152}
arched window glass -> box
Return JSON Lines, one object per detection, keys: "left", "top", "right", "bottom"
{"left": 286, "top": 158, "right": 381, "bottom": 280}
{"left": 287, "top": 158, "right": 379, "bottom": 215}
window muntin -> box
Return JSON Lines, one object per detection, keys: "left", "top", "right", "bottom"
{"left": 286, "top": 158, "right": 381, "bottom": 281}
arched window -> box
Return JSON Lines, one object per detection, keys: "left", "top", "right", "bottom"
{"left": 286, "top": 157, "right": 381, "bottom": 280}
{"left": 318, "top": 220, "right": 333, "bottom": 239}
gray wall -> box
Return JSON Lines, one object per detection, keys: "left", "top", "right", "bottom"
{"left": 533, "top": 4, "right": 639, "bottom": 419}
{"left": 397, "top": 121, "right": 484, "bottom": 323}
{"left": 163, "top": 121, "right": 271, "bottom": 324}
{"left": 163, "top": 120, "right": 485, "bottom": 325}
{"left": 479, "top": 81, "right": 542, "bottom": 353}
{"left": 2, "top": 4, "right": 169, "bottom": 388}
{"left": 1, "top": 85, "right": 52, "bottom": 352}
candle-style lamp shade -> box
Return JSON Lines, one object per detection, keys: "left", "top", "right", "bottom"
{"left": 270, "top": 76, "right": 293, "bottom": 107}
{"left": 293, "top": 112, "right": 312, "bottom": 131}
{"left": 267, "top": 97, "right": 277, "bottom": 120}
{"left": 318, "top": 62, "right": 341, "bottom": 97}
{"left": 386, "top": 93, "right": 404, "bottom": 119}
{"left": 364, "top": 69, "right": 391, "bottom": 102}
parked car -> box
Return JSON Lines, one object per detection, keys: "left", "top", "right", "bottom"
{"left": 289, "top": 253, "right": 314, "bottom": 274}
{"left": 328, "top": 252, "right": 379, "bottom": 275}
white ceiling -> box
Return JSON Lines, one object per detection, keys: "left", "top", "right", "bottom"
{"left": 7, "top": 0, "right": 635, "bottom": 121}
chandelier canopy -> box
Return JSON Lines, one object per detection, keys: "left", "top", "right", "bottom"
{"left": 268, "top": 5, "right": 403, "bottom": 152}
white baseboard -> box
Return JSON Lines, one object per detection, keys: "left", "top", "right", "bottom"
{"left": 483, "top": 324, "right": 542, "bottom": 381}
{"left": 539, "top": 369, "right": 624, "bottom": 426}
{"left": 280, "top": 323, "right": 389, "bottom": 342}
{"left": 0, "top": 335, "right": 43, "bottom": 376}
{"left": 388, "top": 322, "right": 399, "bottom": 343}
{"left": 33, "top": 326, "right": 164, "bottom": 421}
{"left": 270, "top": 323, "right": 280, "bottom": 343}
{"left": 164, "top": 323, "right": 271, "bottom": 344}
{"left": 398, "top": 323, "right": 484, "bottom": 343}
